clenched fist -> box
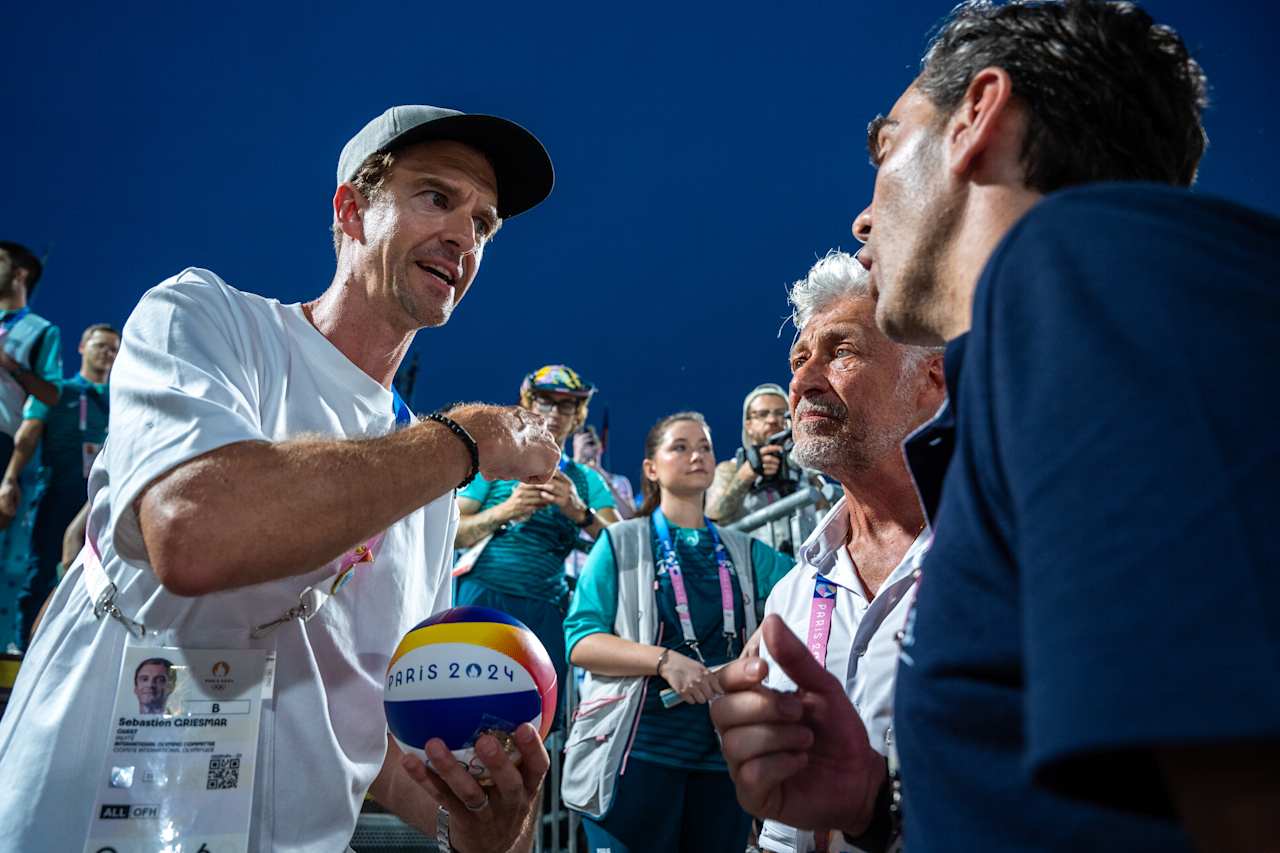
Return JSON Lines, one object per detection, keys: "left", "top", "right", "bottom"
{"left": 446, "top": 404, "right": 561, "bottom": 484}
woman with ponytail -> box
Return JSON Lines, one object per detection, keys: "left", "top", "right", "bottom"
{"left": 561, "top": 411, "right": 794, "bottom": 852}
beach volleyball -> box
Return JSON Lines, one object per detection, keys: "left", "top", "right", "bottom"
{"left": 384, "top": 606, "right": 557, "bottom": 775}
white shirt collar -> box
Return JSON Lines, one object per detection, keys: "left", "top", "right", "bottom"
{"left": 797, "top": 495, "right": 931, "bottom": 600}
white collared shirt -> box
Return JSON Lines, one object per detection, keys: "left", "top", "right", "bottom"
{"left": 758, "top": 496, "right": 929, "bottom": 853}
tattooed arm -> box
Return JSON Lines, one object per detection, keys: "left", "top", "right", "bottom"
{"left": 705, "top": 459, "right": 756, "bottom": 524}
{"left": 455, "top": 486, "right": 550, "bottom": 548}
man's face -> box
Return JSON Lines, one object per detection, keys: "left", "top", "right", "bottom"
{"left": 526, "top": 391, "right": 580, "bottom": 444}
{"left": 134, "top": 663, "right": 172, "bottom": 710}
{"left": 80, "top": 331, "right": 120, "bottom": 376}
{"left": 854, "top": 83, "right": 963, "bottom": 346}
{"left": 788, "top": 296, "right": 923, "bottom": 477}
{"left": 354, "top": 140, "right": 500, "bottom": 330}
{"left": 744, "top": 393, "right": 789, "bottom": 445}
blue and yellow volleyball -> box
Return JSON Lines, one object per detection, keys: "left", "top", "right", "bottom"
{"left": 384, "top": 606, "right": 558, "bottom": 765}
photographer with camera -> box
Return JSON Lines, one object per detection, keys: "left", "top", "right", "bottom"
{"left": 706, "top": 384, "right": 825, "bottom": 556}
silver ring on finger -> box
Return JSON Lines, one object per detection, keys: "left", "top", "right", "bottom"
{"left": 464, "top": 793, "right": 490, "bottom": 812}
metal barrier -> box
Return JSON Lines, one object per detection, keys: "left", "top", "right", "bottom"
{"left": 534, "top": 664, "right": 580, "bottom": 853}
{"left": 724, "top": 482, "right": 836, "bottom": 540}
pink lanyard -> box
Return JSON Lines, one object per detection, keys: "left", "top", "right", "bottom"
{"left": 653, "top": 509, "right": 737, "bottom": 662}
{"left": 807, "top": 576, "right": 838, "bottom": 667}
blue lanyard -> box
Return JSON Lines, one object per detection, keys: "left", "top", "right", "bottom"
{"left": 390, "top": 387, "right": 412, "bottom": 427}
{"left": 652, "top": 508, "right": 738, "bottom": 661}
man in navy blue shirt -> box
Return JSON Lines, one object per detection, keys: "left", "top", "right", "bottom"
{"left": 713, "top": 1, "right": 1279, "bottom": 851}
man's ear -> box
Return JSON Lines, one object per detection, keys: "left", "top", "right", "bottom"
{"left": 332, "top": 183, "right": 369, "bottom": 246}
{"left": 10, "top": 267, "right": 29, "bottom": 301}
{"left": 946, "top": 66, "right": 1017, "bottom": 179}
{"left": 921, "top": 353, "right": 947, "bottom": 411}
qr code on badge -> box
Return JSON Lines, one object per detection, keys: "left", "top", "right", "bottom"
{"left": 207, "top": 753, "right": 241, "bottom": 790}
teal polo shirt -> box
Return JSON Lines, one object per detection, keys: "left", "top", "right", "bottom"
{"left": 565, "top": 519, "right": 794, "bottom": 771}
{"left": 458, "top": 456, "right": 615, "bottom": 603}
{"left": 24, "top": 374, "right": 109, "bottom": 490}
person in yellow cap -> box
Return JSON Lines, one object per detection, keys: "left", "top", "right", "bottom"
{"left": 454, "top": 364, "right": 621, "bottom": 732}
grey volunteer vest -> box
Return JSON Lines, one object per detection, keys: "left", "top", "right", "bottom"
{"left": 560, "top": 516, "right": 759, "bottom": 818}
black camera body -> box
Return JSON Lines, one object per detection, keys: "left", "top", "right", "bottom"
{"left": 738, "top": 427, "right": 802, "bottom": 496}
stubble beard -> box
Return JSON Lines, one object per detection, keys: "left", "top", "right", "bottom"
{"left": 792, "top": 404, "right": 873, "bottom": 476}
{"left": 877, "top": 136, "right": 962, "bottom": 347}
{"left": 793, "top": 382, "right": 920, "bottom": 480}
{"left": 394, "top": 270, "right": 453, "bottom": 329}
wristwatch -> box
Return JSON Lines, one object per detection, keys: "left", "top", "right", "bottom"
{"left": 436, "top": 805, "right": 456, "bottom": 851}
{"left": 576, "top": 506, "right": 597, "bottom": 529}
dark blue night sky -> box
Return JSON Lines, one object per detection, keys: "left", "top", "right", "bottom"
{"left": 5, "top": 1, "right": 1276, "bottom": 484}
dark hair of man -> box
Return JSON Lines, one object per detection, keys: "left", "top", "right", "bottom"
{"left": 0, "top": 241, "right": 44, "bottom": 299}
{"left": 81, "top": 323, "right": 120, "bottom": 345}
{"left": 331, "top": 150, "right": 398, "bottom": 256}
{"left": 134, "top": 657, "right": 174, "bottom": 683}
{"left": 635, "top": 411, "right": 709, "bottom": 517}
{"left": 916, "top": 0, "right": 1208, "bottom": 192}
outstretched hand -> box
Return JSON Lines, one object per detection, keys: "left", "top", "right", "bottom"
{"left": 711, "top": 614, "right": 886, "bottom": 835}
{"left": 401, "top": 723, "right": 548, "bottom": 853}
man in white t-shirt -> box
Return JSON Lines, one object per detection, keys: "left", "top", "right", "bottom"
{"left": 0, "top": 105, "right": 562, "bottom": 853}
{"left": 722, "top": 251, "right": 945, "bottom": 853}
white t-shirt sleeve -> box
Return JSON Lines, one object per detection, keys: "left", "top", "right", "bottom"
{"left": 104, "top": 269, "right": 271, "bottom": 564}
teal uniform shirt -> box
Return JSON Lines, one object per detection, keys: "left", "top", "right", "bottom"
{"left": 23, "top": 374, "right": 109, "bottom": 490}
{"left": 7, "top": 313, "right": 62, "bottom": 384}
{"left": 565, "top": 518, "right": 794, "bottom": 771}
{"left": 459, "top": 455, "right": 615, "bottom": 603}
{"left": 0, "top": 310, "right": 61, "bottom": 434}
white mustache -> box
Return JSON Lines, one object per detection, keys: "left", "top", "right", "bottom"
{"left": 795, "top": 399, "right": 847, "bottom": 420}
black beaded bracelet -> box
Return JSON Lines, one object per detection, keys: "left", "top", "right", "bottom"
{"left": 426, "top": 412, "right": 480, "bottom": 490}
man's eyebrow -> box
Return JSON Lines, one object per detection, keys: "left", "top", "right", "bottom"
{"left": 866, "top": 114, "right": 898, "bottom": 168}
{"left": 409, "top": 173, "right": 501, "bottom": 229}
{"left": 795, "top": 325, "right": 870, "bottom": 355}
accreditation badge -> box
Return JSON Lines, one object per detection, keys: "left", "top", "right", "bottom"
{"left": 84, "top": 646, "right": 276, "bottom": 853}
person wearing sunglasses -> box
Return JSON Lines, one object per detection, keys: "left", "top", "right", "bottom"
{"left": 455, "top": 364, "right": 620, "bottom": 731}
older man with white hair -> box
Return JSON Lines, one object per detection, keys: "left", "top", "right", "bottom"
{"left": 742, "top": 251, "right": 945, "bottom": 853}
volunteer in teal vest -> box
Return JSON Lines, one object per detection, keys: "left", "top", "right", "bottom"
{"left": 0, "top": 241, "right": 62, "bottom": 652}
{"left": 563, "top": 411, "right": 793, "bottom": 853}
{"left": 454, "top": 364, "right": 620, "bottom": 731}
{"left": 2, "top": 323, "right": 119, "bottom": 648}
